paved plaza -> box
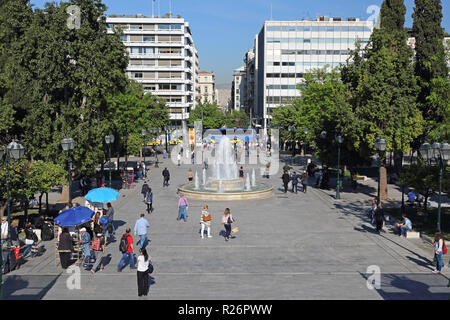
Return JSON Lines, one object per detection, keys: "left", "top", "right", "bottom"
{"left": 2, "top": 155, "right": 450, "bottom": 300}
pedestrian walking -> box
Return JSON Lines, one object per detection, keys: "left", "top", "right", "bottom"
{"left": 291, "top": 171, "right": 299, "bottom": 194}
{"left": 301, "top": 172, "right": 308, "bottom": 193}
{"left": 239, "top": 167, "right": 244, "bottom": 179}
{"left": 187, "top": 168, "right": 194, "bottom": 182}
{"left": 433, "top": 233, "right": 445, "bottom": 274}
{"left": 100, "top": 211, "right": 112, "bottom": 244}
{"left": 137, "top": 248, "right": 152, "bottom": 297}
{"left": 118, "top": 228, "right": 135, "bottom": 271}
{"left": 134, "top": 214, "right": 150, "bottom": 249}
{"left": 162, "top": 168, "right": 170, "bottom": 187}
{"left": 58, "top": 228, "right": 73, "bottom": 269}
{"left": 282, "top": 171, "right": 290, "bottom": 193}
{"left": 145, "top": 188, "right": 153, "bottom": 214}
{"left": 177, "top": 193, "right": 189, "bottom": 222}
{"left": 90, "top": 233, "right": 106, "bottom": 274}
{"left": 222, "top": 208, "right": 235, "bottom": 242}
{"left": 106, "top": 202, "right": 116, "bottom": 235}
{"left": 80, "top": 227, "right": 91, "bottom": 260}
{"left": 141, "top": 181, "right": 150, "bottom": 200}
{"left": 200, "top": 205, "right": 212, "bottom": 239}
{"left": 373, "top": 203, "right": 386, "bottom": 233}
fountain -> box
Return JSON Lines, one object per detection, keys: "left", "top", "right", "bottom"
{"left": 251, "top": 169, "right": 256, "bottom": 187}
{"left": 178, "top": 135, "right": 273, "bottom": 201}
{"left": 194, "top": 171, "right": 199, "bottom": 190}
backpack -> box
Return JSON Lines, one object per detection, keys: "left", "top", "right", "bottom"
{"left": 32, "top": 232, "right": 39, "bottom": 243}
{"left": 119, "top": 234, "right": 129, "bottom": 253}
{"left": 443, "top": 242, "right": 447, "bottom": 255}
{"left": 90, "top": 237, "right": 101, "bottom": 251}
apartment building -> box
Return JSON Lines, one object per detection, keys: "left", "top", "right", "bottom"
{"left": 198, "top": 71, "right": 216, "bottom": 104}
{"left": 253, "top": 16, "right": 374, "bottom": 130}
{"left": 106, "top": 15, "right": 199, "bottom": 125}
{"left": 244, "top": 50, "right": 256, "bottom": 116}
{"left": 231, "top": 66, "right": 246, "bottom": 111}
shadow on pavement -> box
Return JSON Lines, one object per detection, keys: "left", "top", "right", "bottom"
{"left": 360, "top": 273, "right": 450, "bottom": 300}
{"left": 3, "top": 274, "right": 61, "bottom": 300}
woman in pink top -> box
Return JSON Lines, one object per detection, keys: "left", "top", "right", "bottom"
{"left": 222, "top": 208, "right": 235, "bottom": 241}
{"left": 177, "top": 193, "right": 189, "bottom": 222}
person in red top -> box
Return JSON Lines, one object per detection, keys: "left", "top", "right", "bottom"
{"left": 117, "top": 228, "right": 135, "bottom": 271}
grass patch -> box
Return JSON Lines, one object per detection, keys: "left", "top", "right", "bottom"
{"left": 384, "top": 206, "right": 450, "bottom": 239}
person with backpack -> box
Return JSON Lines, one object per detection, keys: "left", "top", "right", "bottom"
{"left": 433, "top": 232, "right": 446, "bottom": 274}
{"left": 90, "top": 233, "right": 106, "bottom": 274}
{"left": 137, "top": 248, "right": 152, "bottom": 297}
{"left": 145, "top": 188, "right": 153, "bottom": 214}
{"left": 162, "top": 168, "right": 170, "bottom": 187}
{"left": 106, "top": 203, "right": 116, "bottom": 235}
{"left": 118, "top": 228, "right": 135, "bottom": 272}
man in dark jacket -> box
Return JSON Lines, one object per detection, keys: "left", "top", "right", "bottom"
{"left": 58, "top": 228, "right": 73, "bottom": 269}
{"left": 162, "top": 168, "right": 170, "bottom": 187}
{"left": 282, "top": 171, "right": 290, "bottom": 193}
{"left": 374, "top": 203, "right": 386, "bottom": 234}
{"left": 141, "top": 181, "right": 150, "bottom": 200}
{"left": 291, "top": 172, "right": 300, "bottom": 194}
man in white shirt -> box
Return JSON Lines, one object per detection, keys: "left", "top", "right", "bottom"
{"left": 1, "top": 216, "right": 9, "bottom": 247}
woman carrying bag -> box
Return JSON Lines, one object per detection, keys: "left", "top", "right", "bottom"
{"left": 222, "top": 208, "right": 236, "bottom": 242}
{"left": 137, "top": 248, "right": 153, "bottom": 297}
{"left": 200, "top": 205, "right": 212, "bottom": 239}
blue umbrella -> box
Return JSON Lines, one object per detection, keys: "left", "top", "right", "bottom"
{"left": 54, "top": 206, "right": 95, "bottom": 227}
{"left": 85, "top": 188, "right": 120, "bottom": 203}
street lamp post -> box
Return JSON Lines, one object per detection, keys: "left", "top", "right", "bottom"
{"left": 61, "top": 138, "right": 75, "bottom": 207}
{"left": 105, "top": 134, "right": 115, "bottom": 188}
{"left": 124, "top": 133, "right": 129, "bottom": 189}
{"left": 374, "top": 138, "right": 387, "bottom": 206}
{"left": 142, "top": 129, "right": 147, "bottom": 166}
{"left": 419, "top": 142, "right": 450, "bottom": 232}
{"left": 288, "top": 126, "right": 297, "bottom": 165}
{"left": 0, "top": 141, "right": 25, "bottom": 300}
{"left": 336, "top": 135, "right": 344, "bottom": 200}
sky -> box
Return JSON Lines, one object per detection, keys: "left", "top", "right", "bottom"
{"left": 29, "top": 0, "right": 450, "bottom": 88}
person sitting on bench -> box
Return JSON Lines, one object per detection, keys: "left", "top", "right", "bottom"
{"left": 406, "top": 190, "right": 415, "bottom": 206}
{"left": 396, "top": 214, "right": 412, "bottom": 238}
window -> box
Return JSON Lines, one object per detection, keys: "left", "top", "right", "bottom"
{"left": 130, "top": 24, "right": 142, "bottom": 30}
{"left": 158, "top": 72, "right": 171, "bottom": 79}
{"left": 130, "top": 47, "right": 142, "bottom": 54}
{"left": 143, "top": 24, "right": 155, "bottom": 30}
{"left": 143, "top": 72, "right": 155, "bottom": 79}
{"left": 120, "top": 35, "right": 127, "bottom": 41}
{"left": 130, "top": 35, "right": 142, "bottom": 42}
{"left": 158, "top": 35, "right": 171, "bottom": 42}
{"left": 133, "top": 72, "right": 143, "bottom": 79}
{"left": 158, "top": 24, "right": 170, "bottom": 30}
{"left": 144, "top": 85, "right": 156, "bottom": 91}
{"left": 171, "top": 24, "right": 182, "bottom": 30}
{"left": 142, "top": 60, "right": 156, "bottom": 66}
{"left": 159, "top": 60, "right": 170, "bottom": 67}
{"left": 143, "top": 36, "right": 155, "bottom": 42}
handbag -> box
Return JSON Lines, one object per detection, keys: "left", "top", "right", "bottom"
{"left": 231, "top": 227, "right": 239, "bottom": 235}
{"left": 147, "top": 263, "right": 154, "bottom": 274}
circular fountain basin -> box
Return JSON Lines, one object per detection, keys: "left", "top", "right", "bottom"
{"left": 178, "top": 183, "right": 273, "bottom": 201}
{"left": 204, "top": 179, "right": 245, "bottom": 192}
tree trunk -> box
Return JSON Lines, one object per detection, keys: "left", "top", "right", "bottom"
{"left": 23, "top": 200, "right": 29, "bottom": 223}
{"left": 38, "top": 193, "right": 43, "bottom": 215}
{"left": 46, "top": 192, "right": 49, "bottom": 213}
{"left": 393, "top": 151, "right": 403, "bottom": 174}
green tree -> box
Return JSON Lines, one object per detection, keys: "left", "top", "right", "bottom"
{"left": 225, "top": 110, "right": 249, "bottom": 129}
{"left": 27, "top": 161, "right": 66, "bottom": 214}
{"left": 412, "top": 0, "right": 448, "bottom": 139}
{"left": 188, "top": 101, "right": 226, "bottom": 129}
